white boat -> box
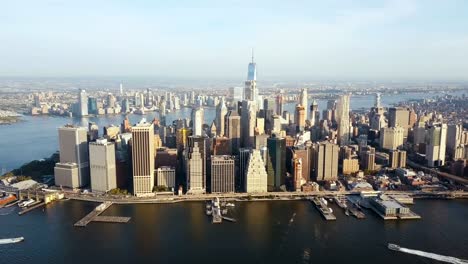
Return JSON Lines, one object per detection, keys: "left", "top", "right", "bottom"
{"left": 226, "top": 203, "right": 235, "bottom": 207}
{"left": 0, "top": 237, "right": 24, "bottom": 245}
{"left": 19, "top": 199, "right": 34, "bottom": 208}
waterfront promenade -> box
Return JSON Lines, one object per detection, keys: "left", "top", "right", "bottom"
{"left": 64, "top": 190, "right": 468, "bottom": 204}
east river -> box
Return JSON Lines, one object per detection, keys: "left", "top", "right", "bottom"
{"left": 0, "top": 199, "right": 467, "bottom": 264}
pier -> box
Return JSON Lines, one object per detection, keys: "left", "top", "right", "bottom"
{"left": 74, "top": 202, "right": 131, "bottom": 227}
{"left": 310, "top": 197, "right": 336, "bottom": 221}
{"left": 18, "top": 202, "right": 46, "bottom": 215}
{"left": 222, "top": 216, "right": 237, "bottom": 222}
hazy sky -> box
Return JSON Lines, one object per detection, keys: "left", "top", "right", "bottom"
{"left": 1, "top": 0, "right": 468, "bottom": 80}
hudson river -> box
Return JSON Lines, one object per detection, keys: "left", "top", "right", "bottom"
{"left": 0, "top": 199, "right": 467, "bottom": 264}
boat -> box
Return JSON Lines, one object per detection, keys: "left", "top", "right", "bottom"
{"left": 18, "top": 199, "right": 34, "bottom": 208}
{"left": 345, "top": 210, "right": 350, "bottom": 216}
{"left": 388, "top": 243, "right": 400, "bottom": 251}
{"left": 0, "top": 237, "right": 24, "bottom": 245}
{"left": 226, "top": 203, "right": 235, "bottom": 207}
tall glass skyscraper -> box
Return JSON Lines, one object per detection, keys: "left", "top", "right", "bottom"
{"left": 247, "top": 49, "right": 256, "bottom": 81}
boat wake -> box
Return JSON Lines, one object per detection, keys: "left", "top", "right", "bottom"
{"left": 0, "top": 208, "right": 15, "bottom": 216}
{"left": 389, "top": 244, "right": 468, "bottom": 264}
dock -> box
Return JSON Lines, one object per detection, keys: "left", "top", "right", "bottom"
{"left": 18, "top": 202, "right": 45, "bottom": 215}
{"left": 310, "top": 197, "right": 336, "bottom": 221}
{"left": 368, "top": 195, "right": 421, "bottom": 220}
{"left": 74, "top": 202, "right": 131, "bottom": 227}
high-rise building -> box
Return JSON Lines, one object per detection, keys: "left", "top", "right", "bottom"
{"left": 239, "top": 148, "right": 251, "bottom": 192}
{"left": 245, "top": 149, "right": 268, "bottom": 193}
{"left": 310, "top": 100, "right": 320, "bottom": 127}
{"left": 215, "top": 97, "right": 228, "bottom": 136}
{"left": 425, "top": 123, "right": 447, "bottom": 167}
{"left": 78, "top": 89, "right": 88, "bottom": 117}
{"left": 87, "top": 97, "right": 98, "bottom": 115}
{"left": 275, "top": 94, "right": 283, "bottom": 116}
{"left": 186, "top": 142, "right": 205, "bottom": 194}
{"left": 241, "top": 100, "right": 257, "bottom": 148}
{"left": 131, "top": 121, "right": 155, "bottom": 196}
{"left": 226, "top": 110, "right": 241, "bottom": 154}
{"left": 446, "top": 123, "right": 463, "bottom": 159}
{"left": 299, "top": 88, "right": 308, "bottom": 120}
{"left": 266, "top": 135, "right": 286, "bottom": 191}
{"left": 294, "top": 104, "right": 306, "bottom": 132}
{"left": 336, "top": 94, "right": 351, "bottom": 146}
{"left": 54, "top": 125, "right": 90, "bottom": 188}
{"left": 89, "top": 138, "right": 116, "bottom": 193}
{"left": 187, "top": 136, "right": 209, "bottom": 189}
{"left": 342, "top": 158, "right": 359, "bottom": 175}
{"left": 247, "top": 49, "right": 257, "bottom": 81}
{"left": 379, "top": 126, "right": 405, "bottom": 150}
{"left": 389, "top": 150, "right": 406, "bottom": 169}
{"left": 156, "top": 166, "right": 176, "bottom": 189}
{"left": 191, "top": 106, "right": 204, "bottom": 136}
{"left": 313, "top": 141, "right": 339, "bottom": 181}
{"left": 211, "top": 155, "right": 235, "bottom": 193}
{"left": 388, "top": 107, "right": 410, "bottom": 135}
{"left": 291, "top": 155, "right": 303, "bottom": 191}
{"left": 362, "top": 147, "right": 376, "bottom": 171}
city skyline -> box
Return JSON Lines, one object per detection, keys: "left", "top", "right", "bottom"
{"left": 1, "top": 0, "right": 468, "bottom": 80}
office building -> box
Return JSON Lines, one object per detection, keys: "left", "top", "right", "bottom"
{"left": 342, "top": 158, "right": 359, "bottom": 175}
{"left": 89, "top": 138, "right": 116, "bottom": 193}
{"left": 186, "top": 142, "right": 205, "bottom": 194}
{"left": 215, "top": 97, "right": 228, "bottom": 136}
{"left": 156, "top": 166, "right": 176, "bottom": 189}
{"left": 211, "top": 155, "right": 235, "bottom": 193}
{"left": 388, "top": 107, "right": 410, "bottom": 135}
{"left": 241, "top": 100, "right": 257, "bottom": 148}
{"left": 294, "top": 104, "right": 306, "bottom": 132}
{"left": 266, "top": 135, "right": 286, "bottom": 191}
{"left": 379, "top": 126, "right": 405, "bottom": 150}
{"left": 425, "top": 123, "right": 447, "bottom": 167}
{"left": 446, "top": 123, "right": 463, "bottom": 158}
{"left": 389, "top": 150, "right": 406, "bottom": 169}
{"left": 54, "top": 125, "right": 90, "bottom": 188}
{"left": 310, "top": 100, "right": 320, "bottom": 127}
{"left": 336, "top": 94, "right": 351, "bottom": 146}
{"left": 245, "top": 149, "right": 268, "bottom": 193}
{"left": 225, "top": 110, "right": 241, "bottom": 153}
{"left": 313, "top": 141, "right": 339, "bottom": 181}
{"left": 191, "top": 106, "right": 204, "bottom": 136}
{"left": 131, "top": 121, "right": 155, "bottom": 196}
{"left": 78, "top": 89, "right": 88, "bottom": 117}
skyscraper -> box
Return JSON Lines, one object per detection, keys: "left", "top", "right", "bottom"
{"left": 294, "top": 104, "right": 306, "bottom": 132}
{"left": 78, "top": 89, "right": 88, "bottom": 117}
{"left": 226, "top": 110, "right": 241, "bottom": 154}
{"left": 245, "top": 149, "right": 268, "bottom": 193}
{"left": 239, "top": 148, "right": 251, "bottom": 192}
{"left": 247, "top": 49, "right": 256, "bottom": 81}
{"left": 336, "top": 94, "right": 350, "bottom": 146}
{"left": 131, "top": 121, "right": 155, "bottom": 196}
{"left": 244, "top": 50, "right": 258, "bottom": 102}
{"left": 310, "top": 100, "right": 319, "bottom": 127}
{"left": 54, "top": 125, "right": 90, "bottom": 188}
{"left": 446, "top": 123, "right": 463, "bottom": 159}
{"left": 425, "top": 123, "right": 447, "bottom": 167}
{"left": 266, "top": 135, "right": 286, "bottom": 191}
{"left": 276, "top": 94, "right": 283, "bottom": 116}
{"left": 211, "top": 155, "right": 235, "bottom": 193}
{"left": 186, "top": 142, "right": 205, "bottom": 194}
{"left": 388, "top": 107, "right": 410, "bottom": 136}
{"left": 191, "top": 106, "right": 204, "bottom": 136}
{"left": 241, "top": 100, "right": 257, "bottom": 148}
{"left": 313, "top": 141, "right": 339, "bottom": 181}
{"left": 299, "top": 88, "right": 308, "bottom": 120}
{"left": 156, "top": 166, "right": 176, "bottom": 189}
{"left": 215, "top": 97, "right": 228, "bottom": 136}
{"left": 89, "top": 138, "right": 116, "bottom": 193}
{"left": 389, "top": 150, "right": 407, "bottom": 169}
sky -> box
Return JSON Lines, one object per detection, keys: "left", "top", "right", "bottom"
{"left": 1, "top": 0, "right": 468, "bottom": 81}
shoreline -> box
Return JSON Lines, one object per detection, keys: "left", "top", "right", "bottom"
{"left": 64, "top": 191, "right": 468, "bottom": 205}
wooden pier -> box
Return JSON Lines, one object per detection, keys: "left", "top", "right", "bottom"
{"left": 74, "top": 202, "right": 131, "bottom": 227}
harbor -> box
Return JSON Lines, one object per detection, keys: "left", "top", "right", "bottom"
{"left": 74, "top": 201, "right": 131, "bottom": 227}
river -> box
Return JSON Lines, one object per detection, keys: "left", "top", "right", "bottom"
{"left": 0, "top": 199, "right": 467, "bottom": 264}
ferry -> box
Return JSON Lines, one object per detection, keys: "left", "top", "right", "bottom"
{"left": 0, "top": 237, "right": 24, "bottom": 245}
